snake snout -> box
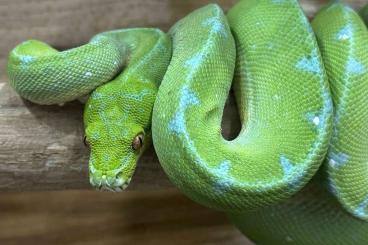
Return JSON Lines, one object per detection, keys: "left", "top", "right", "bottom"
{"left": 89, "top": 172, "right": 131, "bottom": 192}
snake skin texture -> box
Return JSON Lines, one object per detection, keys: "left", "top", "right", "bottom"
{"left": 313, "top": 3, "right": 368, "bottom": 220}
{"left": 8, "top": 28, "right": 172, "bottom": 190}
{"left": 228, "top": 2, "right": 368, "bottom": 245}
{"left": 7, "top": 37, "right": 127, "bottom": 105}
{"left": 229, "top": 173, "right": 368, "bottom": 245}
{"left": 153, "top": 1, "right": 331, "bottom": 211}
{"left": 84, "top": 29, "right": 171, "bottom": 190}
{"left": 6, "top": 0, "right": 368, "bottom": 244}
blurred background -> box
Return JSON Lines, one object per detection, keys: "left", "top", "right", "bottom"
{"left": 0, "top": 0, "right": 365, "bottom": 244}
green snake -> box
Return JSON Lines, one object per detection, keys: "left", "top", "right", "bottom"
{"left": 8, "top": 29, "right": 171, "bottom": 191}
{"left": 6, "top": 0, "right": 368, "bottom": 244}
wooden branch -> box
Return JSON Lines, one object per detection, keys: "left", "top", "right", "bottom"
{"left": 0, "top": 76, "right": 240, "bottom": 191}
{"left": 0, "top": 0, "right": 366, "bottom": 191}
{"left": 0, "top": 190, "right": 251, "bottom": 244}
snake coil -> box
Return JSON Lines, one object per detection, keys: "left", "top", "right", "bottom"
{"left": 7, "top": 0, "right": 368, "bottom": 244}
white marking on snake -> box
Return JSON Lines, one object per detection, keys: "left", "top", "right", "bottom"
{"left": 203, "top": 17, "right": 228, "bottom": 37}
{"left": 306, "top": 111, "right": 323, "bottom": 129}
{"left": 337, "top": 24, "right": 353, "bottom": 41}
{"left": 329, "top": 152, "right": 350, "bottom": 168}
{"left": 84, "top": 71, "right": 93, "bottom": 78}
{"left": 355, "top": 196, "right": 368, "bottom": 218}
{"left": 280, "top": 155, "right": 305, "bottom": 188}
{"left": 280, "top": 155, "right": 294, "bottom": 176}
{"left": 185, "top": 53, "right": 204, "bottom": 69}
{"left": 346, "top": 57, "right": 365, "bottom": 74}
{"left": 213, "top": 160, "right": 231, "bottom": 177}
{"left": 20, "top": 55, "right": 34, "bottom": 63}
{"left": 312, "top": 116, "right": 320, "bottom": 126}
{"left": 168, "top": 85, "right": 200, "bottom": 134}
{"left": 213, "top": 160, "right": 235, "bottom": 192}
{"left": 295, "top": 48, "right": 321, "bottom": 74}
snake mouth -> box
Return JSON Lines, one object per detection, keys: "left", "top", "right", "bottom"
{"left": 96, "top": 185, "right": 125, "bottom": 192}
{"left": 89, "top": 173, "right": 132, "bottom": 192}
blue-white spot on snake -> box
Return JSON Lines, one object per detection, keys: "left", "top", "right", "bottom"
{"left": 280, "top": 155, "right": 294, "bottom": 176}
{"left": 346, "top": 57, "right": 365, "bottom": 74}
{"left": 337, "top": 24, "right": 353, "bottom": 41}
{"left": 19, "top": 55, "right": 34, "bottom": 64}
{"left": 203, "top": 17, "right": 228, "bottom": 37}
{"left": 295, "top": 49, "right": 321, "bottom": 74}
{"left": 329, "top": 152, "right": 350, "bottom": 168}
{"left": 355, "top": 196, "right": 368, "bottom": 218}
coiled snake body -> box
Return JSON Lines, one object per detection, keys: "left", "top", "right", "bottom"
{"left": 7, "top": 0, "right": 368, "bottom": 244}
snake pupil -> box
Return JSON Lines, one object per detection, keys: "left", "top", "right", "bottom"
{"left": 132, "top": 133, "right": 144, "bottom": 151}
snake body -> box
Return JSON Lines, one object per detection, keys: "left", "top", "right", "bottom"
{"left": 84, "top": 29, "right": 171, "bottom": 190}
{"left": 8, "top": 29, "right": 171, "bottom": 190}
{"left": 6, "top": 0, "right": 368, "bottom": 244}
{"left": 228, "top": 1, "right": 368, "bottom": 244}
{"left": 153, "top": 1, "right": 333, "bottom": 211}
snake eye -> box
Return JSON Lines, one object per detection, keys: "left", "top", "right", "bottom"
{"left": 132, "top": 133, "right": 144, "bottom": 151}
{"left": 83, "top": 136, "right": 89, "bottom": 147}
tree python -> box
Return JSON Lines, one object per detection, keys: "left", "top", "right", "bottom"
{"left": 6, "top": 0, "right": 368, "bottom": 244}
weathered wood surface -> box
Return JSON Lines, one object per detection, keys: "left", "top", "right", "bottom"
{"left": 0, "top": 190, "right": 252, "bottom": 245}
{"left": 0, "top": 0, "right": 366, "bottom": 191}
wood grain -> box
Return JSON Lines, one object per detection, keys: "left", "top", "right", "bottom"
{"left": 0, "top": 0, "right": 366, "bottom": 191}
{"left": 0, "top": 190, "right": 252, "bottom": 245}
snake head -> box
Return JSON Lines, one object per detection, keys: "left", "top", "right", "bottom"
{"left": 84, "top": 122, "right": 148, "bottom": 192}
